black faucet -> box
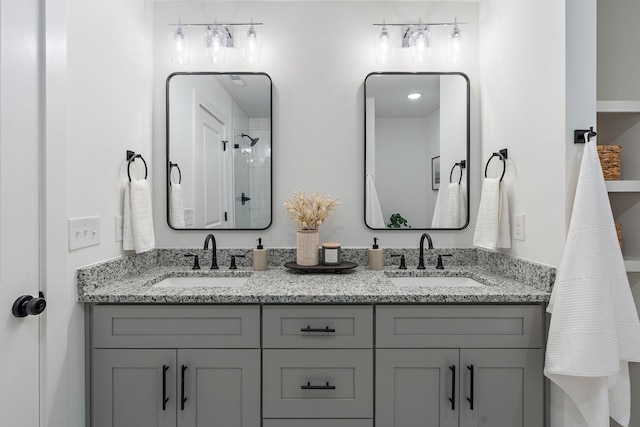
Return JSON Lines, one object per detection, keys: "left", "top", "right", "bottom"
{"left": 417, "top": 233, "right": 434, "bottom": 269}
{"left": 229, "top": 254, "right": 246, "bottom": 270}
{"left": 203, "top": 234, "right": 219, "bottom": 270}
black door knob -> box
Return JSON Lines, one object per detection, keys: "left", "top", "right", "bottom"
{"left": 12, "top": 293, "right": 46, "bottom": 318}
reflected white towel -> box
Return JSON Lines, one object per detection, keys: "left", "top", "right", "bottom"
{"left": 366, "top": 174, "right": 385, "bottom": 228}
{"left": 545, "top": 138, "right": 640, "bottom": 427}
{"left": 122, "top": 179, "right": 155, "bottom": 253}
{"left": 473, "top": 178, "right": 510, "bottom": 249}
{"left": 441, "top": 183, "right": 466, "bottom": 228}
{"left": 170, "top": 183, "right": 185, "bottom": 228}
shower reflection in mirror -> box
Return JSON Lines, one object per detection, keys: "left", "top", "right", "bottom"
{"left": 166, "top": 72, "right": 272, "bottom": 230}
{"left": 364, "top": 72, "right": 469, "bottom": 230}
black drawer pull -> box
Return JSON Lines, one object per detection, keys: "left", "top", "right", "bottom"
{"left": 449, "top": 365, "right": 456, "bottom": 411}
{"left": 467, "top": 365, "right": 474, "bottom": 410}
{"left": 181, "top": 365, "right": 188, "bottom": 411}
{"left": 162, "top": 365, "right": 169, "bottom": 411}
{"left": 301, "top": 381, "right": 336, "bottom": 390}
{"left": 300, "top": 326, "right": 336, "bottom": 333}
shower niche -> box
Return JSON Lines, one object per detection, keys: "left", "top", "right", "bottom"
{"left": 166, "top": 72, "right": 272, "bottom": 230}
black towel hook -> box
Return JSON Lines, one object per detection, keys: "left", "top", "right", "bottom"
{"left": 169, "top": 162, "right": 182, "bottom": 186}
{"left": 484, "top": 149, "right": 507, "bottom": 182}
{"left": 574, "top": 127, "right": 597, "bottom": 144}
{"left": 126, "top": 150, "right": 148, "bottom": 181}
{"left": 449, "top": 160, "right": 466, "bottom": 184}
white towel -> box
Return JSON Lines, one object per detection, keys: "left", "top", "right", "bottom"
{"left": 122, "top": 179, "right": 155, "bottom": 253}
{"left": 544, "top": 138, "right": 640, "bottom": 427}
{"left": 170, "top": 183, "right": 186, "bottom": 228}
{"left": 473, "top": 177, "right": 511, "bottom": 249}
{"left": 366, "top": 174, "right": 385, "bottom": 228}
{"left": 440, "top": 183, "right": 466, "bottom": 228}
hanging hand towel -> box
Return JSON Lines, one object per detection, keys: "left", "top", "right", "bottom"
{"left": 544, "top": 138, "right": 640, "bottom": 427}
{"left": 441, "top": 182, "right": 466, "bottom": 228}
{"left": 170, "top": 183, "right": 186, "bottom": 228}
{"left": 122, "top": 184, "right": 135, "bottom": 251}
{"left": 473, "top": 177, "right": 511, "bottom": 249}
{"left": 431, "top": 186, "right": 445, "bottom": 227}
{"left": 366, "top": 174, "right": 386, "bottom": 228}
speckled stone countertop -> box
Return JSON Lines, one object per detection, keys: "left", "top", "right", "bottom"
{"left": 77, "top": 248, "right": 553, "bottom": 304}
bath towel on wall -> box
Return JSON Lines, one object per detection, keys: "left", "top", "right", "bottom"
{"left": 123, "top": 179, "right": 156, "bottom": 253}
{"left": 544, "top": 138, "right": 640, "bottom": 427}
{"left": 431, "top": 185, "right": 444, "bottom": 227}
{"left": 472, "top": 177, "right": 510, "bottom": 249}
{"left": 170, "top": 183, "right": 186, "bottom": 228}
{"left": 366, "top": 174, "right": 385, "bottom": 228}
{"left": 440, "top": 182, "right": 466, "bottom": 228}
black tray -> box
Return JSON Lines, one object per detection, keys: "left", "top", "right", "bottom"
{"left": 284, "top": 261, "right": 358, "bottom": 274}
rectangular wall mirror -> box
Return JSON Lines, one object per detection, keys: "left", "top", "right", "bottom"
{"left": 364, "top": 72, "right": 470, "bottom": 230}
{"left": 166, "top": 72, "right": 272, "bottom": 230}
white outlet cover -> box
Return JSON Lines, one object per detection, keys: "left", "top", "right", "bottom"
{"left": 513, "top": 213, "right": 525, "bottom": 241}
{"left": 68, "top": 216, "right": 101, "bottom": 251}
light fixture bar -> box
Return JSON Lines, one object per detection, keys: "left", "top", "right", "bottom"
{"left": 372, "top": 21, "right": 466, "bottom": 27}
{"left": 168, "top": 22, "right": 264, "bottom": 27}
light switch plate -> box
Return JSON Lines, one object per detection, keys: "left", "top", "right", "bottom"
{"left": 184, "top": 208, "right": 194, "bottom": 227}
{"left": 513, "top": 214, "right": 525, "bottom": 241}
{"left": 68, "top": 216, "right": 101, "bottom": 251}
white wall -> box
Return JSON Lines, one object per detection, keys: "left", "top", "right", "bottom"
{"left": 45, "top": 0, "right": 154, "bottom": 426}
{"left": 153, "top": 1, "right": 480, "bottom": 249}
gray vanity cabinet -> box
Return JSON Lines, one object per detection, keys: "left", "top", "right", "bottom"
{"left": 90, "top": 305, "right": 261, "bottom": 427}
{"left": 375, "top": 305, "right": 545, "bottom": 427}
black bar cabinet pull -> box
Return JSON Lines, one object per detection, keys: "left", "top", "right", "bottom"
{"left": 300, "top": 326, "right": 336, "bottom": 333}
{"left": 181, "top": 365, "right": 188, "bottom": 410}
{"left": 467, "top": 365, "right": 474, "bottom": 410}
{"left": 449, "top": 365, "right": 456, "bottom": 410}
{"left": 162, "top": 365, "right": 169, "bottom": 410}
{"left": 301, "top": 381, "right": 336, "bottom": 390}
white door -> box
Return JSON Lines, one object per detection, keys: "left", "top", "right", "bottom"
{"left": 0, "top": 0, "right": 44, "bottom": 425}
{"left": 195, "top": 104, "right": 228, "bottom": 228}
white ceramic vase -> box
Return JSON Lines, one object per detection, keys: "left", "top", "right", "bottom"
{"left": 296, "top": 230, "right": 319, "bottom": 266}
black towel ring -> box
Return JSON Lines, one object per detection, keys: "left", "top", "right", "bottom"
{"left": 484, "top": 151, "right": 506, "bottom": 182}
{"left": 127, "top": 153, "right": 148, "bottom": 181}
{"left": 449, "top": 160, "right": 466, "bottom": 184}
{"left": 169, "top": 162, "right": 182, "bottom": 186}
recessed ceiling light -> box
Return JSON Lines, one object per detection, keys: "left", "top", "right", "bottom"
{"left": 407, "top": 93, "right": 422, "bottom": 100}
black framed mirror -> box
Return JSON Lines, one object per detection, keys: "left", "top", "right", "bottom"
{"left": 364, "top": 72, "right": 470, "bottom": 230}
{"left": 166, "top": 72, "right": 272, "bottom": 230}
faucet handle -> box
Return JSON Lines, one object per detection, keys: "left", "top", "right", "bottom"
{"left": 391, "top": 254, "right": 407, "bottom": 270}
{"left": 184, "top": 254, "right": 201, "bottom": 270}
{"left": 435, "top": 254, "right": 453, "bottom": 270}
{"left": 229, "top": 254, "right": 246, "bottom": 270}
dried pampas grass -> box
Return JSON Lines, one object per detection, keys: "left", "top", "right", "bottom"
{"left": 283, "top": 190, "right": 339, "bottom": 230}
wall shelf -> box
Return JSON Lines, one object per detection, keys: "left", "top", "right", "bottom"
{"left": 605, "top": 180, "right": 640, "bottom": 192}
{"left": 624, "top": 257, "right": 640, "bottom": 273}
{"left": 597, "top": 100, "right": 640, "bottom": 113}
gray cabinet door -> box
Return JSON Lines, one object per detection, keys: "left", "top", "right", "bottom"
{"left": 93, "top": 349, "right": 177, "bottom": 427}
{"left": 376, "top": 349, "right": 459, "bottom": 427}
{"left": 177, "top": 349, "right": 260, "bottom": 427}
{"left": 459, "top": 349, "right": 544, "bottom": 427}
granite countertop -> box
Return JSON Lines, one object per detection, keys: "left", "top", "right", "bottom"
{"left": 77, "top": 264, "right": 551, "bottom": 305}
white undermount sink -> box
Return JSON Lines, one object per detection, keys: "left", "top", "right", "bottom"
{"left": 152, "top": 276, "right": 250, "bottom": 288}
{"left": 387, "top": 276, "right": 485, "bottom": 288}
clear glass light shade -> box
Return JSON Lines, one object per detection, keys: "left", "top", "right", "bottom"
{"left": 168, "top": 26, "right": 190, "bottom": 65}
{"left": 374, "top": 27, "right": 394, "bottom": 64}
{"left": 409, "top": 27, "right": 431, "bottom": 64}
{"left": 447, "top": 26, "right": 464, "bottom": 64}
{"left": 241, "top": 26, "right": 262, "bottom": 64}
{"left": 204, "top": 26, "right": 227, "bottom": 64}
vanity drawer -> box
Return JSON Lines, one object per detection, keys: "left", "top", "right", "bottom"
{"left": 262, "top": 305, "right": 373, "bottom": 348}
{"left": 92, "top": 305, "right": 260, "bottom": 348}
{"left": 376, "top": 305, "right": 543, "bottom": 349}
{"left": 263, "top": 420, "right": 372, "bottom": 427}
{"left": 262, "top": 349, "right": 373, "bottom": 418}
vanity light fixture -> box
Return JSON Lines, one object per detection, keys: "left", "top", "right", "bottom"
{"left": 372, "top": 18, "right": 466, "bottom": 64}
{"left": 407, "top": 93, "right": 422, "bottom": 100}
{"left": 168, "top": 20, "right": 264, "bottom": 65}
{"left": 168, "top": 23, "right": 190, "bottom": 65}
{"left": 374, "top": 20, "right": 394, "bottom": 64}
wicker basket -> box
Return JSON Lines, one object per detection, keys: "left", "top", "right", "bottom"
{"left": 597, "top": 145, "right": 621, "bottom": 180}
{"left": 615, "top": 223, "right": 623, "bottom": 250}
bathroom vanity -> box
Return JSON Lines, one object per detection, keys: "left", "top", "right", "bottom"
{"left": 79, "top": 249, "right": 552, "bottom": 427}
